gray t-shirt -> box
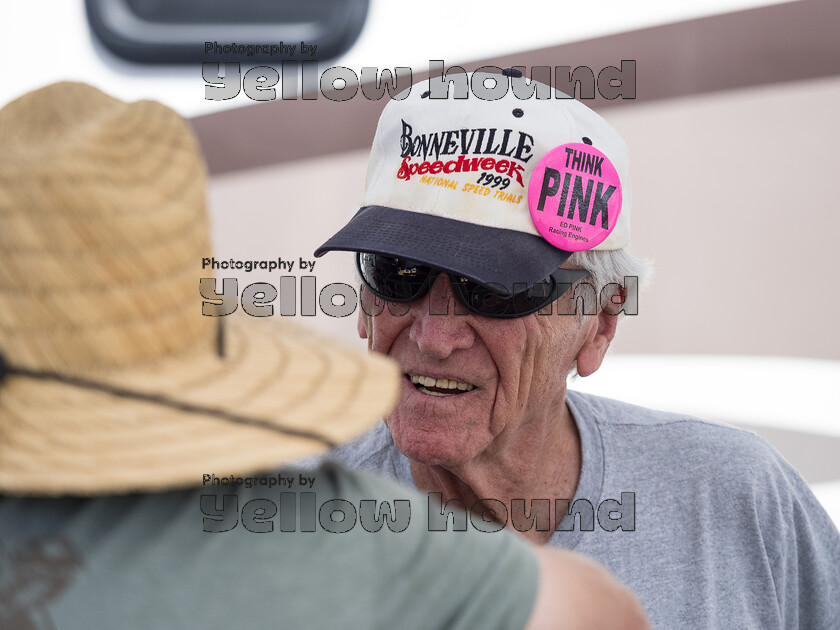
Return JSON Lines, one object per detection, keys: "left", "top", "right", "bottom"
{"left": 328, "top": 390, "right": 840, "bottom": 629}
{"left": 0, "top": 462, "right": 537, "bottom": 630}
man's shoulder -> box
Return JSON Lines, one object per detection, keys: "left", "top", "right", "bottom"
{"left": 569, "top": 389, "right": 770, "bottom": 448}
{"left": 569, "top": 388, "right": 839, "bottom": 543}
{"left": 568, "top": 388, "right": 734, "bottom": 429}
{"left": 567, "top": 389, "right": 800, "bottom": 491}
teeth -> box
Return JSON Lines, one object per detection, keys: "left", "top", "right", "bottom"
{"left": 410, "top": 374, "right": 475, "bottom": 393}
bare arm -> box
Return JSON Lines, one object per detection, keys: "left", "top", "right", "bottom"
{"left": 525, "top": 547, "right": 650, "bottom": 630}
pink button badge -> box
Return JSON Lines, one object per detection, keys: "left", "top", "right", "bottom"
{"left": 527, "top": 143, "right": 622, "bottom": 252}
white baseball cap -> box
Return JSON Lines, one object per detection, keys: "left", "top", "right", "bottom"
{"left": 315, "top": 68, "right": 631, "bottom": 288}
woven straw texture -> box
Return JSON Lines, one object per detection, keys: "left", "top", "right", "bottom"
{"left": 0, "top": 83, "right": 399, "bottom": 495}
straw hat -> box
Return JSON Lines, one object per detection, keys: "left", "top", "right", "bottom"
{"left": 0, "top": 82, "right": 399, "bottom": 496}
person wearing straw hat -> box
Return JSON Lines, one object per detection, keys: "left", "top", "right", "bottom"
{"left": 315, "top": 70, "right": 840, "bottom": 629}
{"left": 0, "top": 82, "right": 650, "bottom": 630}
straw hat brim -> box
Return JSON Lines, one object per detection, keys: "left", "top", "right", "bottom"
{"left": 0, "top": 317, "right": 399, "bottom": 496}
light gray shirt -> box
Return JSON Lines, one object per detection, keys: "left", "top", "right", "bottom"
{"left": 327, "top": 390, "right": 840, "bottom": 629}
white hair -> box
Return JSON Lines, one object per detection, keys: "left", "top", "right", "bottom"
{"left": 568, "top": 248, "right": 652, "bottom": 297}
{"left": 564, "top": 248, "right": 653, "bottom": 378}
{"left": 560, "top": 248, "right": 653, "bottom": 322}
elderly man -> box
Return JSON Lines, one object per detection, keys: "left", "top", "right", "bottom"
{"left": 315, "top": 71, "right": 840, "bottom": 629}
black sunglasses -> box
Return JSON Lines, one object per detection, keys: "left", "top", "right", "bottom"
{"left": 356, "top": 253, "right": 590, "bottom": 319}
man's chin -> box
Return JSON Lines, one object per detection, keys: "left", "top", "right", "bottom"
{"left": 386, "top": 416, "right": 476, "bottom": 468}
{"left": 397, "top": 443, "right": 464, "bottom": 468}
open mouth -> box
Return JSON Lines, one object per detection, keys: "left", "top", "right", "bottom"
{"left": 409, "top": 374, "right": 475, "bottom": 397}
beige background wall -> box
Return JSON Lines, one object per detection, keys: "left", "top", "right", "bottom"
{"left": 208, "top": 75, "right": 840, "bottom": 359}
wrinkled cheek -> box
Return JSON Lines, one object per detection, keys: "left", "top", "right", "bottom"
{"left": 366, "top": 315, "right": 401, "bottom": 356}
{"left": 382, "top": 405, "right": 401, "bottom": 438}
{"left": 495, "top": 355, "right": 531, "bottom": 419}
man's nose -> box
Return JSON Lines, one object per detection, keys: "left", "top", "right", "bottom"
{"left": 408, "top": 273, "right": 476, "bottom": 359}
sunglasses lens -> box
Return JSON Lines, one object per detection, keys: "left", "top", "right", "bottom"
{"left": 358, "top": 253, "right": 568, "bottom": 317}
{"left": 462, "top": 280, "right": 555, "bottom": 317}
{"left": 358, "top": 253, "right": 430, "bottom": 301}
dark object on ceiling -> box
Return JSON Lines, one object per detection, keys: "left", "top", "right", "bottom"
{"left": 86, "top": 0, "right": 369, "bottom": 64}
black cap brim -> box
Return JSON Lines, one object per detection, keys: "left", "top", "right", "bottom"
{"left": 314, "top": 206, "right": 572, "bottom": 291}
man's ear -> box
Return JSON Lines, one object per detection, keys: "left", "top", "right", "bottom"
{"left": 600, "top": 285, "right": 628, "bottom": 316}
{"left": 576, "top": 307, "right": 620, "bottom": 377}
{"left": 357, "top": 310, "right": 369, "bottom": 339}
